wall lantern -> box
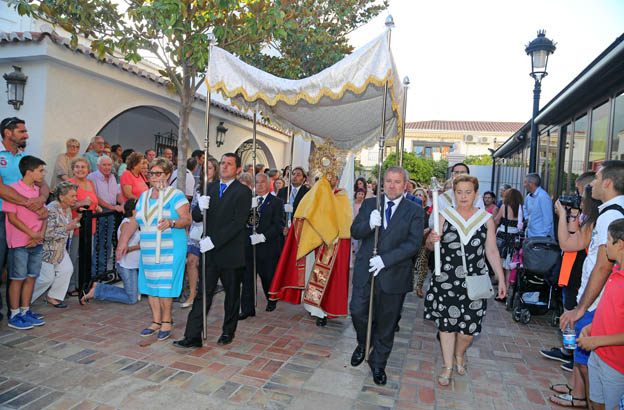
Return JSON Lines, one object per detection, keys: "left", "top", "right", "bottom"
{"left": 216, "top": 121, "right": 228, "bottom": 147}
{"left": 3, "top": 66, "right": 28, "bottom": 110}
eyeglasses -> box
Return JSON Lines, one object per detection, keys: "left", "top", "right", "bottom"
{"left": 147, "top": 171, "right": 165, "bottom": 176}
{"left": 68, "top": 144, "right": 80, "bottom": 148}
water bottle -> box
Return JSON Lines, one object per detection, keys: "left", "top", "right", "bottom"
{"left": 563, "top": 325, "right": 576, "bottom": 350}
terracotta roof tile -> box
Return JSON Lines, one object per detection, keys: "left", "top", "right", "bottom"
{"left": 1, "top": 30, "right": 284, "bottom": 133}
{"left": 406, "top": 120, "right": 524, "bottom": 133}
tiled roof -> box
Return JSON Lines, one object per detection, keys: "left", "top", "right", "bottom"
{"left": 0, "top": 30, "right": 281, "bottom": 131}
{"left": 406, "top": 120, "right": 524, "bottom": 133}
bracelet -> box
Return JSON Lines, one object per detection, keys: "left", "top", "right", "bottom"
{"left": 569, "top": 215, "right": 578, "bottom": 220}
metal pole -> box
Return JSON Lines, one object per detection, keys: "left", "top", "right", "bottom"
{"left": 286, "top": 133, "right": 295, "bottom": 227}
{"left": 201, "top": 32, "right": 216, "bottom": 341}
{"left": 366, "top": 16, "right": 394, "bottom": 361}
{"left": 528, "top": 78, "right": 541, "bottom": 173}
{"left": 252, "top": 112, "right": 258, "bottom": 307}
{"left": 399, "top": 76, "right": 410, "bottom": 167}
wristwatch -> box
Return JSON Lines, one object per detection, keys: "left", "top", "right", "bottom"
{"left": 171, "top": 219, "right": 176, "bottom": 228}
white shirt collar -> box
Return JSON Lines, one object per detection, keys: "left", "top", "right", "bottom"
{"left": 598, "top": 195, "right": 624, "bottom": 211}
{"left": 385, "top": 194, "right": 403, "bottom": 208}
{"left": 220, "top": 178, "right": 235, "bottom": 188}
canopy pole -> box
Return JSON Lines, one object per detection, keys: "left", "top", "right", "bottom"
{"left": 366, "top": 15, "right": 394, "bottom": 363}
{"left": 201, "top": 33, "right": 216, "bottom": 342}
{"left": 399, "top": 77, "right": 410, "bottom": 167}
{"left": 252, "top": 112, "right": 258, "bottom": 308}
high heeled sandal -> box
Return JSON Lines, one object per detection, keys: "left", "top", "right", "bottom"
{"left": 455, "top": 355, "right": 467, "bottom": 376}
{"left": 438, "top": 367, "right": 453, "bottom": 386}
{"left": 157, "top": 321, "right": 172, "bottom": 341}
{"left": 140, "top": 321, "right": 161, "bottom": 337}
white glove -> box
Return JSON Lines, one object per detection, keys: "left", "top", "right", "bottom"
{"left": 250, "top": 233, "right": 266, "bottom": 245}
{"left": 198, "top": 195, "right": 210, "bottom": 211}
{"left": 284, "top": 204, "right": 294, "bottom": 213}
{"left": 369, "top": 209, "right": 382, "bottom": 230}
{"left": 189, "top": 224, "right": 203, "bottom": 241}
{"left": 369, "top": 255, "right": 385, "bottom": 277}
{"left": 199, "top": 236, "right": 215, "bottom": 253}
{"left": 251, "top": 196, "right": 259, "bottom": 208}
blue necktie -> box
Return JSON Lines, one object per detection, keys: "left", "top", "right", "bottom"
{"left": 257, "top": 196, "right": 264, "bottom": 208}
{"left": 219, "top": 183, "right": 227, "bottom": 198}
{"left": 385, "top": 201, "right": 394, "bottom": 228}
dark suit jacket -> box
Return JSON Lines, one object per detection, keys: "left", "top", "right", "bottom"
{"left": 245, "top": 194, "right": 285, "bottom": 261}
{"left": 192, "top": 179, "right": 252, "bottom": 269}
{"left": 277, "top": 185, "right": 309, "bottom": 216}
{"left": 351, "top": 197, "right": 424, "bottom": 294}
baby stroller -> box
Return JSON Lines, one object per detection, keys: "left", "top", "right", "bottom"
{"left": 510, "top": 236, "right": 562, "bottom": 325}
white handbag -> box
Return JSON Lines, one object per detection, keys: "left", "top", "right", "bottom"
{"left": 460, "top": 240, "right": 494, "bottom": 300}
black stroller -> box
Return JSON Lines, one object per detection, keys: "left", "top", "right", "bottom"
{"left": 510, "top": 236, "right": 562, "bottom": 326}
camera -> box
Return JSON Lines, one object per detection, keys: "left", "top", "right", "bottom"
{"left": 559, "top": 194, "right": 582, "bottom": 210}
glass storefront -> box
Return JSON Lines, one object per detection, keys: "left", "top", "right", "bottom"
{"left": 589, "top": 101, "right": 610, "bottom": 171}
{"left": 610, "top": 92, "right": 624, "bottom": 160}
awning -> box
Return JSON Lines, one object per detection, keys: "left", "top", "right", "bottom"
{"left": 205, "top": 30, "right": 404, "bottom": 153}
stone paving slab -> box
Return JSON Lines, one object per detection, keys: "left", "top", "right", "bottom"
{"left": 0, "top": 278, "right": 569, "bottom": 409}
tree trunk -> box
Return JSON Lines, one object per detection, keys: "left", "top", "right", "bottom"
{"left": 176, "top": 70, "right": 192, "bottom": 193}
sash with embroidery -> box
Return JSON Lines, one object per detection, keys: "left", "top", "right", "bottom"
{"left": 441, "top": 207, "right": 491, "bottom": 245}
{"left": 247, "top": 194, "right": 274, "bottom": 229}
{"left": 142, "top": 187, "right": 176, "bottom": 227}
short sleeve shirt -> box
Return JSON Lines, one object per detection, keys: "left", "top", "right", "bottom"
{"left": 0, "top": 141, "right": 25, "bottom": 211}
{"left": 591, "top": 265, "right": 624, "bottom": 373}
{"left": 3, "top": 180, "right": 42, "bottom": 248}
{"left": 120, "top": 170, "right": 148, "bottom": 202}
{"left": 579, "top": 195, "right": 624, "bottom": 310}
{"left": 88, "top": 170, "right": 121, "bottom": 207}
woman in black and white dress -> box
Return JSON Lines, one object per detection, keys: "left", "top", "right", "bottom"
{"left": 425, "top": 174, "right": 506, "bottom": 386}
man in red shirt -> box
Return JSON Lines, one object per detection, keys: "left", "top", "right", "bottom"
{"left": 577, "top": 219, "right": 624, "bottom": 410}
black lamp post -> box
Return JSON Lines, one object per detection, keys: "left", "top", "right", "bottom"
{"left": 3, "top": 66, "right": 28, "bottom": 110}
{"left": 216, "top": 121, "right": 228, "bottom": 147}
{"left": 525, "top": 30, "right": 556, "bottom": 173}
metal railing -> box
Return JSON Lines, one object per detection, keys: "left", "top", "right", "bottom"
{"left": 77, "top": 210, "right": 124, "bottom": 293}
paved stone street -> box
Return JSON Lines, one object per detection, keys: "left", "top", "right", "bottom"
{"left": 0, "top": 281, "right": 569, "bottom": 410}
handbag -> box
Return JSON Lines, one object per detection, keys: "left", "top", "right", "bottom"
{"left": 495, "top": 205, "right": 508, "bottom": 250}
{"left": 460, "top": 239, "right": 494, "bottom": 300}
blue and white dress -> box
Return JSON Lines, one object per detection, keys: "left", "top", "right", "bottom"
{"left": 136, "top": 187, "right": 188, "bottom": 297}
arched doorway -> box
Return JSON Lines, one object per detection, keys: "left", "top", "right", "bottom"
{"left": 235, "top": 139, "right": 276, "bottom": 169}
{"left": 97, "top": 106, "right": 199, "bottom": 154}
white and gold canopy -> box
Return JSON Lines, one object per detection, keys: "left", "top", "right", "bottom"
{"left": 205, "top": 30, "right": 404, "bottom": 153}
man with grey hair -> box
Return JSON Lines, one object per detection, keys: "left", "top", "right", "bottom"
{"left": 239, "top": 173, "right": 284, "bottom": 318}
{"left": 350, "top": 166, "right": 424, "bottom": 385}
{"left": 523, "top": 172, "right": 554, "bottom": 237}
{"left": 243, "top": 164, "right": 253, "bottom": 174}
{"left": 88, "top": 155, "right": 123, "bottom": 275}
{"left": 84, "top": 136, "right": 105, "bottom": 174}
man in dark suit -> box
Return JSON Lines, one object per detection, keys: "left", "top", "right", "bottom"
{"left": 239, "top": 173, "right": 285, "bottom": 319}
{"left": 173, "top": 153, "right": 251, "bottom": 348}
{"left": 277, "top": 166, "right": 309, "bottom": 222}
{"left": 350, "top": 166, "right": 424, "bottom": 385}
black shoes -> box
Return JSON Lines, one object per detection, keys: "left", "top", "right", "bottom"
{"left": 172, "top": 338, "right": 202, "bottom": 348}
{"left": 266, "top": 301, "right": 277, "bottom": 312}
{"left": 316, "top": 317, "right": 327, "bottom": 327}
{"left": 217, "top": 334, "right": 234, "bottom": 345}
{"left": 371, "top": 366, "right": 387, "bottom": 385}
{"left": 238, "top": 311, "right": 255, "bottom": 321}
{"left": 351, "top": 345, "right": 365, "bottom": 367}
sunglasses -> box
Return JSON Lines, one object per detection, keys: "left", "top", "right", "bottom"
{"left": 1, "top": 117, "right": 23, "bottom": 130}
{"left": 68, "top": 144, "right": 80, "bottom": 148}
{"left": 147, "top": 171, "right": 165, "bottom": 176}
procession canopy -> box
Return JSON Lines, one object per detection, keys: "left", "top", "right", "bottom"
{"left": 206, "top": 30, "right": 404, "bottom": 152}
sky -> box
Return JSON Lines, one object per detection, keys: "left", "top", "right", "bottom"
{"left": 348, "top": 0, "right": 624, "bottom": 124}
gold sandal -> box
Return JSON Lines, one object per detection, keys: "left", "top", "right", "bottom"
{"left": 438, "top": 367, "right": 453, "bottom": 386}
{"left": 455, "top": 355, "right": 467, "bottom": 376}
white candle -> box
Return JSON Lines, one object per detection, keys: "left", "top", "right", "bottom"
{"left": 430, "top": 177, "right": 442, "bottom": 276}
{"left": 155, "top": 184, "right": 164, "bottom": 264}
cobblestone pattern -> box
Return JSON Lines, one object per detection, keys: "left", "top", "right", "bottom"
{"left": 0, "top": 281, "right": 567, "bottom": 409}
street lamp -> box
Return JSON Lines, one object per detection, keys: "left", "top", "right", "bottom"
{"left": 216, "top": 121, "right": 228, "bottom": 147}
{"left": 525, "top": 30, "right": 556, "bottom": 172}
{"left": 3, "top": 66, "right": 28, "bottom": 110}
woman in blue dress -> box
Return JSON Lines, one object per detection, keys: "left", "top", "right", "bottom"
{"left": 117, "top": 157, "right": 191, "bottom": 341}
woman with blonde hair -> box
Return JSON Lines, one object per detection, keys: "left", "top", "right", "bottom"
{"left": 117, "top": 157, "right": 192, "bottom": 340}
{"left": 52, "top": 138, "right": 81, "bottom": 188}
{"left": 426, "top": 174, "right": 506, "bottom": 386}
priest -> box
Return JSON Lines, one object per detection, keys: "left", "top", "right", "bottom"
{"left": 269, "top": 173, "right": 351, "bottom": 326}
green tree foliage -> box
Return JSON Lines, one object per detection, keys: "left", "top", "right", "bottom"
{"left": 464, "top": 154, "right": 493, "bottom": 165}
{"left": 372, "top": 152, "right": 447, "bottom": 186}
{"left": 13, "top": 0, "right": 387, "bottom": 189}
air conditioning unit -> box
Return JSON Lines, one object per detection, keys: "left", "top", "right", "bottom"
{"left": 464, "top": 135, "right": 475, "bottom": 143}
{"left": 480, "top": 137, "right": 489, "bottom": 144}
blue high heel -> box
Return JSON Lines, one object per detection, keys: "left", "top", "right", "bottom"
{"left": 157, "top": 321, "right": 172, "bottom": 341}
{"left": 140, "top": 322, "right": 161, "bottom": 337}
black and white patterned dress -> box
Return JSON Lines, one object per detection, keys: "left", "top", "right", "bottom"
{"left": 424, "top": 210, "right": 490, "bottom": 335}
